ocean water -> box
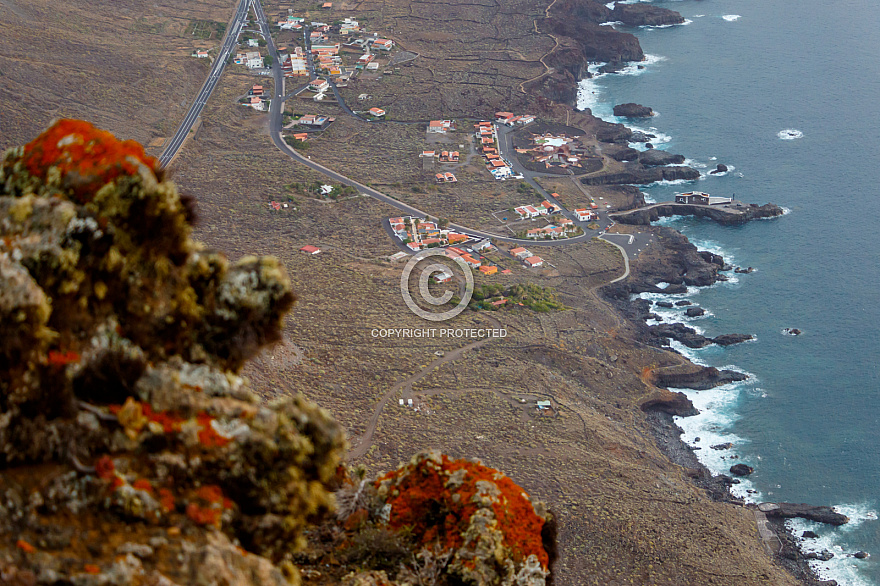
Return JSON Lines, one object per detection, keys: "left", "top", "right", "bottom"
{"left": 578, "top": 1, "right": 880, "bottom": 584}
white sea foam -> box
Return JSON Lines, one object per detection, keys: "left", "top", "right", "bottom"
{"left": 785, "top": 507, "right": 878, "bottom": 586}
{"left": 641, "top": 191, "right": 656, "bottom": 204}
{"left": 694, "top": 14, "right": 705, "bottom": 18}
{"left": 640, "top": 19, "right": 692, "bottom": 29}
{"left": 600, "top": 21, "right": 623, "bottom": 27}
{"left": 778, "top": 129, "right": 804, "bottom": 140}
{"left": 604, "top": 1, "right": 616, "bottom": 8}
{"left": 722, "top": 14, "right": 741, "bottom": 21}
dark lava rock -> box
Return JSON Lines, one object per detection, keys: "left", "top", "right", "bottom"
{"left": 644, "top": 143, "right": 653, "bottom": 149}
{"left": 613, "top": 102, "right": 654, "bottom": 118}
{"left": 652, "top": 366, "right": 748, "bottom": 391}
{"left": 686, "top": 307, "right": 705, "bottom": 317}
{"left": 729, "top": 464, "right": 754, "bottom": 477}
{"left": 709, "top": 163, "right": 729, "bottom": 174}
{"left": 674, "top": 300, "right": 692, "bottom": 306}
{"left": 649, "top": 323, "right": 710, "bottom": 348}
{"left": 609, "top": 146, "right": 641, "bottom": 162}
{"left": 639, "top": 389, "right": 698, "bottom": 417}
{"left": 581, "top": 165, "right": 701, "bottom": 185}
{"left": 759, "top": 503, "right": 850, "bottom": 526}
{"left": 716, "top": 474, "right": 738, "bottom": 486}
{"left": 655, "top": 301, "right": 674, "bottom": 308}
{"left": 711, "top": 443, "right": 734, "bottom": 451}
{"left": 630, "top": 131, "right": 655, "bottom": 142}
{"left": 734, "top": 266, "right": 755, "bottom": 274}
{"left": 783, "top": 328, "right": 802, "bottom": 336}
{"left": 595, "top": 120, "right": 634, "bottom": 144}
{"left": 612, "top": 202, "right": 785, "bottom": 225}
{"left": 699, "top": 251, "right": 725, "bottom": 267}
{"left": 806, "top": 551, "right": 835, "bottom": 561}
{"left": 712, "top": 333, "right": 754, "bottom": 346}
{"left": 638, "top": 149, "right": 686, "bottom": 166}
{"left": 802, "top": 531, "right": 819, "bottom": 539}
{"left": 611, "top": 3, "right": 686, "bottom": 27}
{"left": 853, "top": 551, "right": 869, "bottom": 559}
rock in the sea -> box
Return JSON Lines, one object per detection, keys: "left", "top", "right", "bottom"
{"left": 655, "top": 301, "right": 674, "bottom": 308}
{"left": 609, "top": 146, "right": 641, "bottom": 162}
{"left": 685, "top": 307, "right": 705, "bottom": 317}
{"left": 709, "top": 164, "right": 729, "bottom": 174}
{"left": 806, "top": 551, "right": 835, "bottom": 561}
{"left": 712, "top": 333, "right": 754, "bottom": 346}
{"left": 802, "top": 531, "right": 819, "bottom": 539}
{"left": 758, "top": 503, "right": 850, "bottom": 526}
{"left": 853, "top": 551, "right": 869, "bottom": 559}
{"left": 783, "top": 328, "right": 802, "bottom": 336}
{"left": 734, "top": 266, "right": 755, "bottom": 274}
{"left": 675, "top": 300, "right": 692, "bottom": 306}
{"left": 729, "top": 464, "right": 754, "bottom": 477}
{"left": 630, "top": 131, "right": 655, "bottom": 143}
{"left": 711, "top": 443, "right": 734, "bottom": 451}
{"left": 613, "top": 102, "right": 654, "bottom": 118}
{"left": 638, "top": 149, "right": 686, "bottom": 167}
{"left": 651, "top": 365, "right": 748, "bottom": 391}
{"left": 611, "top": 3, "right": 686, "bottom": 27}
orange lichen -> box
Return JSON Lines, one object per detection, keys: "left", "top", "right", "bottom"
{"left": 47, "top": 350, "right": 80, "bottom": 367}
{"left": 158, "top": 488, "right": 175, "bottom": 512}
{"left": 196, "top": 484, "right": 224, "bottom": 504}
{"left": 16, "top": 539, "right": 35, "bottom": 554}
{"left": 132, "top": 479, "right": 153, "bottom": 494}
{"left": 377, "top": 454, "right": 548, "bottom": 568}
{"left": 83, "top": 564, "right": 101, "bottom": 574}
{"left": 22, "top": 119, "right": 159, "bottom": 203}
{"left": 186, "top": 502, "right": 222, "bottom": 527}
{"left": 196, "top": 413, "right": 231, "bottom": 448}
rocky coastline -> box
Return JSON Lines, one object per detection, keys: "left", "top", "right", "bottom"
{"left": 611, "top": 201, "right": 786, "bottom": 226}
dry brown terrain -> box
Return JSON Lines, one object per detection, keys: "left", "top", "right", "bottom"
{"left": 0, "top": 0, "right": 806, "bottom": 583}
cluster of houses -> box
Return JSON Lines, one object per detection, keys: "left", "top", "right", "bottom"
{"left": 517, "top": 132, "right": 592, "bottom": 170}
{"left": 514, "top": 200, "right": 560, "bottom": 219}
{"left": 281, "top": 46, "right": 309, "bottom": 76}
{"left": 475, "top": 121, "right": 512, "bottom": 180}
{"left": 508, "top": 247, "right": 544, "bottom": 268}
{"left": 439, "top": 242, "right": 502, "bottom": 277}
{"left": 243, "top": 84, "right": 267, "bottom": 111}
{"left": 494, "top": 112, "right": 536, "bottom": 126}
{"left": 389, "top": 216, "right": 477, "bottom": 252}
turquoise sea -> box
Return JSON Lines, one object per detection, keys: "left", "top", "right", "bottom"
{"left": 578, "top": 1, "right": 880, "bottom": 583}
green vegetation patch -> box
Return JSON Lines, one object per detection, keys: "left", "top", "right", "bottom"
{"left": 467, "top": 283, "right": 567, "bottom": 312}
{"left": 185, "top": 20, "right": 227, "bottom": 40}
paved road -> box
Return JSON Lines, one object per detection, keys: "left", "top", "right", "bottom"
{"left": 159, "top": 0, "right": 251, "bottom": 167}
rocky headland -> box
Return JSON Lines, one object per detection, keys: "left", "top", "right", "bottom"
{"left": 612, "top": 201, "right": 786, "bottom": 225}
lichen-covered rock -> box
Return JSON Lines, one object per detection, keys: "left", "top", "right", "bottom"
{"left": 0, "top": 120, "right": 345, "bottom": 584}
{"left": 374, "top": 450, "right": 552, "bottom": 585}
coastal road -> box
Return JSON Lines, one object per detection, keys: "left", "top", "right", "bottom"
{"left": 159, "top": 0, "right": 251, "bottom": 168}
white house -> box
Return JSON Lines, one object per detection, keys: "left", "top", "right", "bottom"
{"left": 433, "top": 269, "right": 453, "bottom": 283}
{"left": 372, "top": 38, "right": 394, "bottom": 50}
{"left": 195, "top": 50, "right": 209, "bottom": 59}
{"left": 245, "top": 51, "right": 263, "bottom": 69}
{"left": 524, "top": 255, "right": 544, "bottom": 268}
{"left": 248, "top": 38, "right": 260, "bottom": 47}
{"left": 574, "top": 209, "right": 596, "bottom": 222}
{"left": 308, "top": 78, "right": 330, "bottom": 92}
{"left": 473, "top": 239, "right": 492, "bottom": 251}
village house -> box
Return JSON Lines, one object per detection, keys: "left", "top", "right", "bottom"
{"left": 479, "top": 265, "right": 498, "bottom": 275}
{"left": 369, "top": 107, "right": 386, "bottom": 117}
{"left": 248, "top": 38, "right": 260, "bottom": 47}
{"left": 515, "top": 205, "right": 540, "bottom": 219}
{"left": 427, "top": 120, "right": 454, "bottom": 133}
{"left": 366, "top": 62, "right": 380, "bottom": 71}
{"left": 540, "top": 200, "right": 558, "bottom": 213}
{"left": 250, "top": 85, "right": 264, "bottom": 96}
{"left": 297, "top": 114, "right": 335, "bottom": 130}
{"left": 300, "top": 245, "right": 321, "bottom": 254}
{"left": 372, "top": 38, "right": 394, "bottom": 50}
{"left": 481, "top": 137, "right": 495, "bottom": 146}
{"left": 446, "top": 233, "right": 468, "bottom": 245}
{"left": 574, "top": 209, "right": 596, "bottom": 222}
{"left": 524, "top": 255, "right": 544, "bottom": 268}
{"left": 558, "top": 217, "right": 574, "bottom": 228}
{"left": 473, "top": 239, "right": 492, "bottom": 251}
{"left": 495, "top": 112, "right": 515, "bottom": 123}
{"left": 195, "top": 50, "right": 209, "bottom": 59}
{"left": 321, "top": 2, "right": 332, "bottom": 8}
{"left": 443, "top": 172, "right": 457, "bottom": 182}
{"left": 246, "top": 96, "right": 264, "bottom": 111}
{"left": 407, "top": 242, "right": 422, "bottom": 251}
{"left": 439, "top": 151, "right": 459, "bottom": 162}
{"left": 509, "top": 247, "right": 531, "bottom": 260}
{"left": 434, "top": 269, "right": 453, "bottom": 283}
{"left": 461, "top": 254, "right": 481, "bottom": 268}
{"left": 308, "top": 79, "right": 330, "bottom": 92}
{"left": 244, "top": 51, "right": 263, "bottom": 69}
{"left": 420, "top": 150, "right": 436, "bottom": 158}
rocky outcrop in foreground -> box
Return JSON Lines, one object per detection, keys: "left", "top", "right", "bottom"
{"left": 759, "top": 503, "right": 850, "bottom": 526}
{"left": 0, "top": 121, "right": 552, "bottom": 585}
{"left": 581, "top": 165, "right": 701, "bottom": 185}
